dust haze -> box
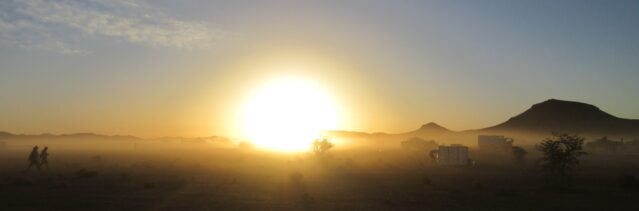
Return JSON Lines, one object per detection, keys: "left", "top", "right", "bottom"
{"left": 2, "top": 100, "right": 639, "bottom": 210}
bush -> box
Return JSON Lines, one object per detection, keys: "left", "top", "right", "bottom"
{"left": 75, "top": 168, "right": 98, "bottom": 179}
{"left": 537, "top": 133, "right": 587, "bottom": 185}
{"left": 512, "top": 146, "right": 528, "bottom": 165}
{"left": 312, "top": 137, "right": 334, "bottom": 155}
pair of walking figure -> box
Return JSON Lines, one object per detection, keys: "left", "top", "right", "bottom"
{"left": 26, "top": 145, "right": 49, "bottom": 170}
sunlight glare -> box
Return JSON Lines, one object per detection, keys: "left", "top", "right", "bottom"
{"left": 243, "top": 76, "right": 339, "bottom": 152}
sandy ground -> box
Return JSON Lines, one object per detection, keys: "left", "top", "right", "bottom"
{"left": 1, "top": 141, "right": 639, "bottom": 210}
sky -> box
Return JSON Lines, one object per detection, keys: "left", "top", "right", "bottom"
{"left": 0, "top": 0, "right": 638, "bottom": 138}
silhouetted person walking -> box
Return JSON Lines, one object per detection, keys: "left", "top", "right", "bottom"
{"left": 40, "top": 146, "right": 49, "bottom": 169}
{"left": 26, "top": 146, "right": 41, "bottom": 171}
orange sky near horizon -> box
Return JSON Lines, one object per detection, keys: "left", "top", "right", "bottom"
{"left": 1, "top": 1, "right": 638, "bottom": 139}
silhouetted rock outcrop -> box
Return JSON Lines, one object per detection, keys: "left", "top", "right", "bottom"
{"left": 419, "top": 122, "right": 451, "bottom": 133}
{"left": 480, "top": 99, "right": 639, "bottom": 136}
{"left": 327, "top": 99, "right": 639, "bottom": 144}
{"left": 404, "top": 122, "right": 453, "bottom": 137}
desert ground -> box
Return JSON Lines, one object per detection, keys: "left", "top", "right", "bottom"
{"left": 1, "top": 139, "right": 639, "bottom": 211}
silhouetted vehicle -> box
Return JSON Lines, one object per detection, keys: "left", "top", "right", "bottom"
{"left": 40, "top": 146, "right": 49, "bottom": 169}
{"left": 537, "top": 133, "right": 587, "bottom": 185}
{"left": 26, "top": 146, "right": 40, "bottom": 171}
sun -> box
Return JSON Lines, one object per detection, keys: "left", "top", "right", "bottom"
{"left": 243, "top": 76, "right": 339, "bottom": 152}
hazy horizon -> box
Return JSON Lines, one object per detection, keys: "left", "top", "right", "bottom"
{"left": 3, "top": 2, "right": 639, "bottom": 210}
{"left": 2, "top": 0, "right": 638, "bottom": 138}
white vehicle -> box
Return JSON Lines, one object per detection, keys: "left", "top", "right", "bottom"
{"left": 430, "top": 144, "right": 471, "bottom": 166}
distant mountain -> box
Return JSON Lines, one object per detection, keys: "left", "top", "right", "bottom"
{"left": 418, "top": 122, "right": 451, "bottom": 132}
{"left": 404, "top": 122, "right": 453, "bottom": 136}
{"left": 0, "top": 131, "right": 15, "bottom": 139}
{"left": 0, "top": 132, "right": 142, "bottom": 140}
{"left": 480, "top": 99, "right": 639, "bottom": 137}
{"left": 151, "top": 136, "right": 231, "bottom": 143}
{"left": 327, "top": 99, "right": 639, "bottom": 143}
{"left": 0, "top": 132, "right": 230, "bottom": 144}
{"left": 3, "top": 99, "right": 638, "bottom": 145}
{"left": 323, "top": 130, "right": 386, "bottom": 140}
{"left": 324, "top": 122, "right": 458, "bottom": 144}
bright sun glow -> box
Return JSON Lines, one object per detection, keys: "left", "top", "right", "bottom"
{"left": 243, "top": 77, "right": 338, "bottom": 152}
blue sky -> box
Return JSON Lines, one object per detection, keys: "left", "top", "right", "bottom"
{"left": 1, "top": 0, "right": 638, "bottom": 137}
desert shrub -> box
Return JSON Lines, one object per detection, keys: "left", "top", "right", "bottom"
{"left": 512, "top": 146, "right": 528, "bottom": 165}
{"left": 312, "top": 137, "right": 334, "bottom": 155}
{"left": 75, "top": 168, "right": 98, "bottom": 179}
{"left": 537, "top": 133, "right": 587, "bottom": 185}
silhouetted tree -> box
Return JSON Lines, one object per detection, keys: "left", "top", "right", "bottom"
{"left": 312, "top": 137, "right": 334, "bottom": 155}
{"left": 537, "top": 133, "right": 587, "bottom": 185}
{"left": 512, "top": 146, "right": 528, "bottom": 165}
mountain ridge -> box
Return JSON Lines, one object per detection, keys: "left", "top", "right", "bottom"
{"left": 479, "top": 99, "right": 639, "bottom": 136}
{"left": 327, "top": 99, "right": 639, "bottom": 140}
{"left": 2, "top": 99, "right": 639, "bottom": 141}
